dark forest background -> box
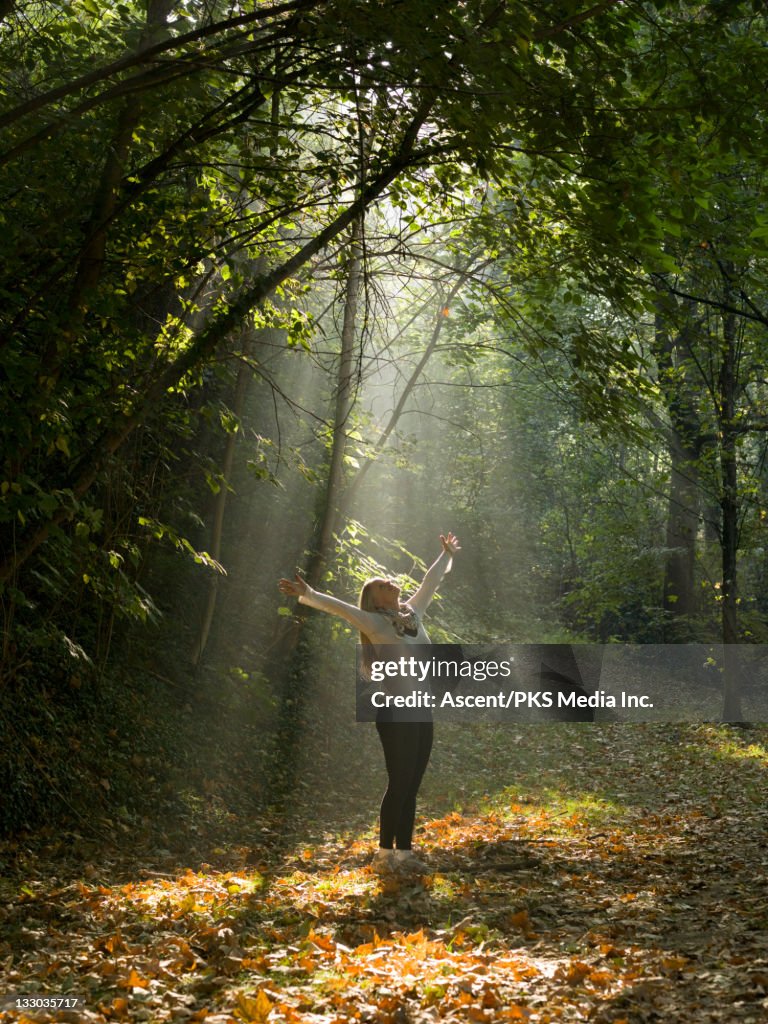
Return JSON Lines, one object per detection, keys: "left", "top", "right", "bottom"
{"left": 2, "top": 0, "right": 768, "bottom": 839}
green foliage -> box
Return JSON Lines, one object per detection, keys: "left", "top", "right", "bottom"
{"left": 2, "top": 0, "right": 768, "bottom": 831}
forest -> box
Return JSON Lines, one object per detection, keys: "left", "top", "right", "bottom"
{"left": 1, "top": 1, "right": 768, "bottom": 1022}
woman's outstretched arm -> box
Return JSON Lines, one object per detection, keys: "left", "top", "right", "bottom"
{"left": 278, "top": 573, "right": 379, "bottom": 632}
{"left": 408, "top": 532, "right": 461, "bottom": 616}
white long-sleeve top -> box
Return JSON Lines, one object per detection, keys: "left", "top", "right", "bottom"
{"left": 298, "top": 549, "right": 452, "bottom": 649}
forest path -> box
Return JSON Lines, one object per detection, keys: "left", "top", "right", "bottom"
{"left": 1, "top": 724, "right": 768, "bottom": 1023}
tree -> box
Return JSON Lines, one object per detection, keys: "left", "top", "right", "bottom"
{"left": 2, "top": 0, "right": 714, "bottom": 599}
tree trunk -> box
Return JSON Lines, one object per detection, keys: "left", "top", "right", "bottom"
{"left": 718, "top": 296, "right": 744, "bottom": 721}
{"left": 190, "top": 340, "right": 252, "bottom": 667}
{"left": 51, "top": 1, "right": 176, "bottom": 366}
{"left": 266, "top": 218, "right": 363, "bottom": 808}
{"left": 273, "top": 216, "right": 363, "bottom": 674}
{"left": 190, "top": 69, "right": 282, "bottom": 668}
{"left": 304, "top": 217, "right": 363, "bottom": 587}
{"left": 653, "top": 300, "right": 703, "bottom": 636}
{"left": 663, "top": 433, "right": 700, "bottom": 630}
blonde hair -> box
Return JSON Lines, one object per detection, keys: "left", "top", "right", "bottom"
{"left": 358, "top": 577, "right": 390, "bottom": 677}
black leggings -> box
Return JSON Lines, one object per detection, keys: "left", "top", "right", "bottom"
{"left": 375, "top": 719, "right": 433, "bottom": 849}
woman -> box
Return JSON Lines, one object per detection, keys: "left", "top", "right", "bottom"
{"left": 278, "top": 532, "right": 460, "bottom": 875}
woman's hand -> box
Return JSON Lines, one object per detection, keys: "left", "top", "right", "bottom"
{"left": 278, "top": 573, "right": 309, "bottom": 598}
{"left": 440, "top": 532, "right": 461, "bottom": 555}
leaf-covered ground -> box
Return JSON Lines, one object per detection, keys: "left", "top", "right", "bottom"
{"left": 2, "top": 723, "right": 768, "bottom": 1024}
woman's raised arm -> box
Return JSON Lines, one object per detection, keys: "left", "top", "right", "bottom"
{"left": 278, "top": 573, "right": 308, "bottom": 599}
{"left": 408, "top": 532, "right": 460, "bottom": 616}
{"left": 278, "top": 574, "right": 380, "bottom": 633}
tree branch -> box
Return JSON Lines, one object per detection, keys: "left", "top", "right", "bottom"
{"left": 535, "top": 0, "right": 625, "bottom": 40}
{"left": 343, "top": 263, "right": 480, "bottom": 504}
{"left": 0, "top": 0, "right": 324, "bottom": 131}
{"left": 0, "top": 95, "right": 437, "bottom": 583}
{"left": 650, "top": 273, "right": 768, "bottom": 328}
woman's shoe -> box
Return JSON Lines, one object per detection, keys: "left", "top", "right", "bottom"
{"left": 370, "top": 848, "right": 396, "bottom": 875}
{"left": 393, "top": 850, "right": 429, "bottom": 874}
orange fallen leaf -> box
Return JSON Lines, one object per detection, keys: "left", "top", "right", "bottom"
{"left": 101, "top": 930, "right": 127, "bottom": 954}
{"left": 558, "top": 960, "right": 591, "bottom": 985}
{"left": 95, "top": 960, "right": 119, "bottom": 977}
{"left": 306, "top": 927, "right": 335, "bottom": 952}
{"left": 588, "top": 968, "right": 615, "bottom": 988}
{"left": 498, "top": 1008, "right": 530, "bottom": 1020}
{"left": 599, "top": 942, "right": 623, "bottom": 957}
{"left": 661, "top": 955, "right": 689, "bottom": 972}
{"left": 508, "top": 909, "right": 536, "bottom": 937}
{"left": 235, "top": 989, "right": 273, "bottom": 1023}
{"left": 101, "top": 996, "right": 129, "bottom": 1018}
{"left": 118, "top": 967, "right": 150, "bottom": 989}
{"left": 241, "top": 956, "right": 269, "bottom": 971}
